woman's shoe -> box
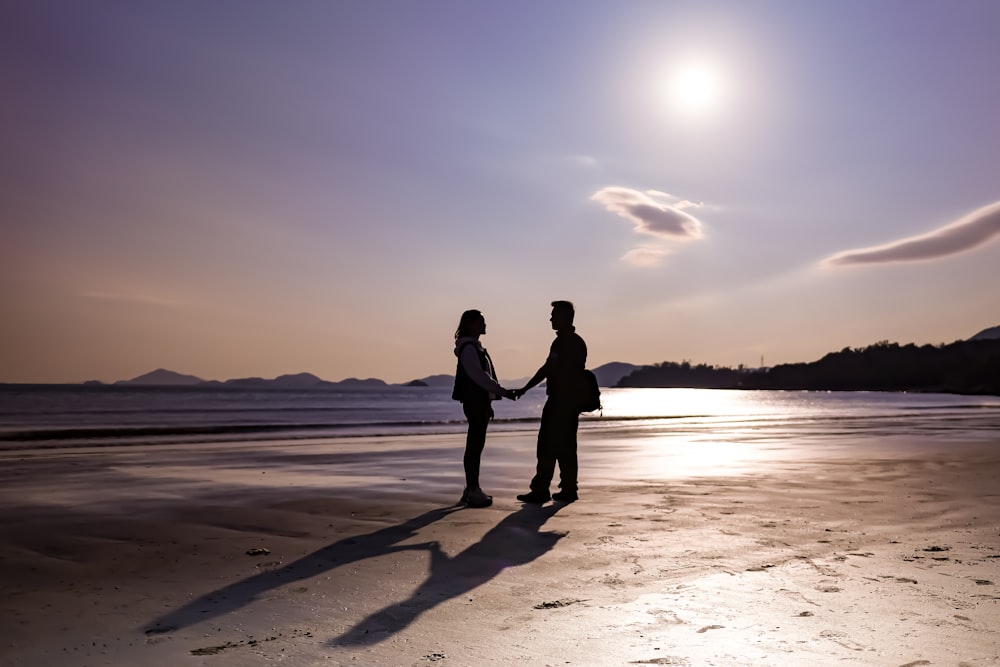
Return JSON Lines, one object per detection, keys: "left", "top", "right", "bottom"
{"left": 464, "top": 487, "right": 493, "bottom": 508}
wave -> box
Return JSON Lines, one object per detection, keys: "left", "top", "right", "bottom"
{"left": 3, "top": 388, "right": 998, "bottom": 452}
{"left": 0, "top": 416, "right": 559, "bottom": 449}
{"left": 6, "top": 403, "right": 998, "bottom": 444}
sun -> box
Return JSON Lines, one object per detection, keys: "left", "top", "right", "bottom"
{"left": 669, "top": 61, "right": 724, "bottom": 115}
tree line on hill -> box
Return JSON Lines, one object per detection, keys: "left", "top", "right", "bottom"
{"left": 616, "top": 361, "right": 746, "bottom": 389}
{"left": 616, "top": 338, "right": 1000, "bottom": 396}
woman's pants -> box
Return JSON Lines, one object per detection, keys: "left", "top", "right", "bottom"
{"left": 462, "top": 400, "right": 493, "bottom": 490}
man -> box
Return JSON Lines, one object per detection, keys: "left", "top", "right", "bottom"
{"left": 513, "top": 300, "right": 587, "bottom": 503}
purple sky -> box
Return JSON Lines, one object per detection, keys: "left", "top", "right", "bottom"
{"left": 2, "top": 1, "right": 999, "bottom": 383}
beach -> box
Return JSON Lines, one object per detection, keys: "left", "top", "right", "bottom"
{"left": 1, "top": 425, "right": 999, "bottom": 666}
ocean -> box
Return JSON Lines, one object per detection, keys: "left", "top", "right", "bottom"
{"left": 1, "top": 385, "right": 999, "bottom": 450}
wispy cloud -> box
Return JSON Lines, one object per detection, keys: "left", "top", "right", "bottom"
{"left": 621, "top": 247, "right": 669, "bottom": 267}
{"left": 592, "top": 187, "right": 705, "bottom": 266}
{"left": 824, "top": 200, "right": 1000, "bottom": 267}
{"left": 569, "top": 154, "right": 599, "bottom": 169}
{"left": 82, "top": 290, "right": 181, "bottom": 307}
{"left": 592, "top": 187, "right": 704, "bottom": 240}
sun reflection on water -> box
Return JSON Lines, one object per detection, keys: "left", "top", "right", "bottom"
{"left": 581, "top": 388, "right": 1000, "bottom": 479}
{"left": 598, "top": 388, "right": 772, "bottom": 420}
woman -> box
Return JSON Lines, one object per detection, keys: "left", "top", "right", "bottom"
{"left": 452, "top": 309, "right": 515, "bottom": 507}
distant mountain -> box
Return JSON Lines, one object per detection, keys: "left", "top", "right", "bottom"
{"left": 219, "top": 377, "right": 272, "bottom": 388}
{"left": 117, "top": 369, "right": 205, "bottom": 386}
{"left": 217, "top": 373, "right": 326, "bottom": 389}
{"left": 112, "top": 369, "right": 398, "bottom": 389}
{"left": 217, "top": 375, "right": 388, "bottom": 389}
{"left": 108, "top": 361, "right": 637, "bottom": 390}
{"left": 970, "top": 325, "right": 1000, "bottom": 341}
{"left": 404, "top": 363, "right": 638, "bottom": 389}
{"left": 411, "top": 374, "right": 454, "bottom": 388}
{"left": 592, "top": 362, "right": 638, "bottom": 387}
{"left": 272, "top": 372, "right": 326, "bottom": 388}
{"left": 335, "top": 377, "right": 388, "bottom": 388}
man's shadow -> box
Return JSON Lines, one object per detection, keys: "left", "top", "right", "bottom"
{"left": 330, "top": 502, "right": 565, "bottom": 647}
{"left": 143, "top": 505, "right": 462, "bottom": 635}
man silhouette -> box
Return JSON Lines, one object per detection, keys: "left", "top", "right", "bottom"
{"left": 513, "top": 300, "right": 587, "bottom": 503}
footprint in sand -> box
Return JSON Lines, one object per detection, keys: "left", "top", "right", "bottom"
{"left": 746, "top": 563, "right": 776, "bottom": 572}
{"left": 651, "top": 609, "right": 684, "bottom": 625}
{"left": 696, "top": 624, "right": 724, "bottom": 633}
{"left": 818, "top": 630, "right": 864, "bottom": 651}
{"left": 533, "top": 598, "right": 586, "bottom": 610}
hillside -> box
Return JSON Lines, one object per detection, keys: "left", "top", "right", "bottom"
{"left": 617, "top": 361, "right": 745, "bottom": 389}
{"left": 970, "top": 325, "right": 1000, "bottom": 341}
{"left": 116, "top": 369, "right": 204, "bottom": 386}
{"left": 740, "top": 338, "right": 1000, "bottom": 395}
{"left": 592, "top": 362, "right": 638, "bottom": 387}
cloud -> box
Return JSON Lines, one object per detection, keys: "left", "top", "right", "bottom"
{"left": 591, "top": 187, "right": 704, "bottom": 240}
{"left": 622, "top": 247, "right": 669, "bottom": 267}
{"left": 824, "top": 200, "right": 1000, "bottom": 266}
{"left": 569, "top": 154, "right": 599, "bottom": 169}
{"left": 82, "top": 290, "right": 181, "bottom": 307}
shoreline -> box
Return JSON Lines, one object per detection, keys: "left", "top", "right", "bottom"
{"left": 2, "top": 429, "right": 999, "bottom": 665}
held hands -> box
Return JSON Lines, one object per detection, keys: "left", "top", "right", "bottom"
{"left": 500, "top": 387, "right": 529, "bottom": 400}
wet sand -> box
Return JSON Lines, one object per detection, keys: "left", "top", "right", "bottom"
{"left": 1, "top": 427, "right": 998, "bottom": 666}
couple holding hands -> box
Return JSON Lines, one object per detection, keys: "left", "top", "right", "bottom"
{"left": 452, "top": 300, "right": 587, "bottom": 508}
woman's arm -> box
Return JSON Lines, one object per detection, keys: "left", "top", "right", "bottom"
{"left": 459, "top": 344, "right": 507, "bottom": 396}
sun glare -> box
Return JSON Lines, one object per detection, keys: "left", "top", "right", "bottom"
{"left": 668, "top": 61, "right": 724, "bottom": 115}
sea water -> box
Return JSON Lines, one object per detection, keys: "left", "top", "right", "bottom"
{"left": 1, "top": 385, "right": 998, "bottom": 450}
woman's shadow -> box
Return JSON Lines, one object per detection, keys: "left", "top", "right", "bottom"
{"left": 143, "top": 503, "right": 565, "bottom": 643}
{"left": 143, "top": 505, "right": 464, "bottom": 635}
{"left": 330, "top": 502, "right": 565, "bottom": 646}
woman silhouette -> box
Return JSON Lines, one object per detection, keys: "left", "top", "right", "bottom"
{"left": 452, "top": 310, "right": 515, "bottom": 507}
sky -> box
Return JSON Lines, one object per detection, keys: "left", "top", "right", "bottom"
{"left": 2, "top": 0, "right": 999, "bottom": 384}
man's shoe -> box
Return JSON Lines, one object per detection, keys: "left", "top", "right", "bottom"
{"left": 552, "top": 490, "right": 578, "bottom": 503}
{"left": 516, "top": 491, "right": 551, "bottom": 504}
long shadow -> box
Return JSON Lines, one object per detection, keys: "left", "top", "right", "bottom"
{"left": 143, "top": 505, "right": 461, "bottom": 635}
{"left": 330, "top": 502, "right": 565, "bottom": 647}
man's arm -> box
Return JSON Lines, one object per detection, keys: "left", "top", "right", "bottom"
{"left": 514, "top": 364, "right": 547, "bottom": 398}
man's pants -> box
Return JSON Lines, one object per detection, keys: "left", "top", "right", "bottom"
{"left": 529, "top": 399, "right": 579, "bottom": 494}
